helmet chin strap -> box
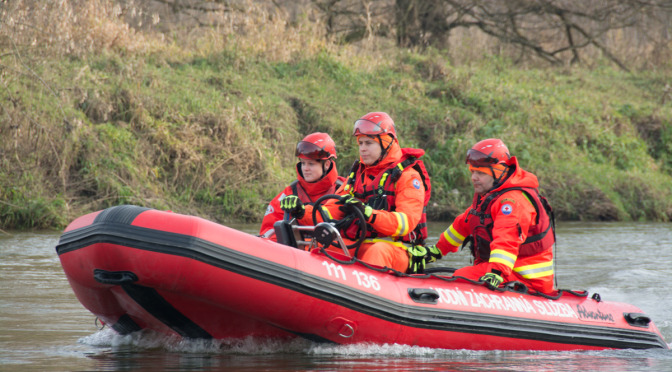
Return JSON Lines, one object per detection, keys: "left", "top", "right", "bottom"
{"left": 490, "top": 165, "right": 509, "bottom": 187}
{"left": 371, "top": 134, "right": 393, "bottom": 166}
{"left": 321, "top": 160, "right": 331, "bottom": 177}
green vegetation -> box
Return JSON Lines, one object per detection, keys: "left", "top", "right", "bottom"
{"left": 1, "top": 3, "right": 671, "bottom": 229}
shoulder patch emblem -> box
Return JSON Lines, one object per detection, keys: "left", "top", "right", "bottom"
{"left": 412, "top": 179, "right": 421, "bottom": 190}
{"left": 501, "top": 198, "right": 516, "bottom": 204}
{"left": 501, "top": 203, "right": 513, "bottom": 215}
{"left": 264, "top": 204, "right": 274, "bottom": 216}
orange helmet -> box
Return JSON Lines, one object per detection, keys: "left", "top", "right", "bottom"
{"left": 466, "top": 138, "right": 510, "bottom": 167}
{"left": 353, "top": 112, "right": 397, "bottom": 139}
{"left": 295, "top": 132, "right": 337, "bottom": 160}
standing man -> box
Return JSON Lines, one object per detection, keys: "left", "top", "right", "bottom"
{"left": 410, "top": 138, "right": 556, "bottom": 294}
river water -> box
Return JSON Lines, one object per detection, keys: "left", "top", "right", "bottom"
{"left": 1, "top": 221, "right": 671, "bottom": 372}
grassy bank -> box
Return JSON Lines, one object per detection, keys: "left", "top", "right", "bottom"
{"left": 1, "top": 2, "right": 671, "bottom": 229}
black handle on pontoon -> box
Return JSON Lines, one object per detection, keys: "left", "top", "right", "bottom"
{"left": 93, "top": 269, "right": 138, "bottom": 285}
{"left": 408, "top": 288, "right": 440, "bottom": 304}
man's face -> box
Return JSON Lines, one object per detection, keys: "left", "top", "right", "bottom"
{"left": 471, "top": 168, "right": 495, "bottom": 195}
{"left": 358, "top": 136, "right": 382, "bottom": 165}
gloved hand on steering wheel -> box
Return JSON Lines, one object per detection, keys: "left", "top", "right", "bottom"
{"left": 407, "top": 244, "right": 443, "bottom": 274}
{"left": 336, "top": 194, "right": 373, "bottom": 221}
{"left": 279, "top": 195, "right": 305, "bottom": 219}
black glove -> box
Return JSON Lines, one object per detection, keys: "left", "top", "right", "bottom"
{"left": 480, "top": 272, "right": 504, "bottom": 290}
{"left": 407, "top": 245, "right": 442, "bottom": 274}
{"left": 336, "top": 194, "right": 373, "bottom": 221}
{"left": 279, "top": 195, "right": 305, "bottom": 219}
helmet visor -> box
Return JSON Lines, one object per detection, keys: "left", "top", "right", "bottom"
{"left": 466, "top": 149, "right": 499, "bottom": 167}
{"left": 296, "top": 141, "right": 330, "bottom": 160}
{"left": 353, "top": 119, "right": 388, "bottom": 136}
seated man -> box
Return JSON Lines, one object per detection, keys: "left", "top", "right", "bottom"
{"left": 409, "top": 138, "right": 556, "bottom": 294}
{"left": 282, "top": 112, "right": 431, "bottom": 272}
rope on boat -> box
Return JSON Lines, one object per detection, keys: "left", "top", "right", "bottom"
{"left": 316, "top": 246, "right": 590, "bottom": 301}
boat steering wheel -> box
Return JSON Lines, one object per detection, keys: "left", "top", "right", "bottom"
{"left": 312, "top": 194, "right": 368, "bottom": 256}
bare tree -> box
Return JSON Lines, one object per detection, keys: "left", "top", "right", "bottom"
{"left": 307, "top": 0, "right": 672, "bottom": 70}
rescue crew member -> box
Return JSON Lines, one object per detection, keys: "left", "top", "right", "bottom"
{"left": 409, "top": 138, "right": 556, "bottom": 294}
{"left": 282, "top": 112, "right": 431, "bottom": 272}
{"left": 259, "top": 132, "right": 344, "bottom": 241}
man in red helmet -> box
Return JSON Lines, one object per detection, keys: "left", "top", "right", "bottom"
{"left": 259, "top": 132, "right": 345, "bottom": 241}
{"left": 409, "top": 138, "right": 557, "bottom": 295}
{"left": 285, "top": 112, "right": 431, "bottom": 272}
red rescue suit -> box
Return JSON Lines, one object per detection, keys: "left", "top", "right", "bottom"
{"left": 342, "top": 147, "right": 430, "bottom": 245}
{"left": 436, "top": 156, "right": 556, "bottom": 294}
{"left": 302, "top": 141, "right": 428, "bottom": 272}
{"left": 259, "top": 161, "right": 343, "bottom": 241}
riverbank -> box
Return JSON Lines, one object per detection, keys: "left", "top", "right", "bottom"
{"left": 1, "top": 1, "right": 671, "bottom": 229}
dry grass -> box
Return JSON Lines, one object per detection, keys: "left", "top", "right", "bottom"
{"left": 1, "top": 0, "right": 670, "bottom": 227}
{"left": 0, "top": 0, "right": 163, "bottom": 57}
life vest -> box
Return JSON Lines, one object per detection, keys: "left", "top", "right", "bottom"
{"left": 464, "top": 186, "right": 555, "bottom": 261}
{"left": 343, "top": 148, "right": 431, "bottom": 245}
{"left": 290, "top": 178, "right": 343, "bottom": 205}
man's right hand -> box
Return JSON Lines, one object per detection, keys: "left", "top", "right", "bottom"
{"left": 279, "top": 195, "right": 305, "bottom": 219}
{"left": 480, "top": 272, "right": 504, "bottom": 290}
{"left": 407, "top": 245, "right": 443, "bottom": 274}
{"left": 336, "top": 194, "right": 373, "bottom": 221}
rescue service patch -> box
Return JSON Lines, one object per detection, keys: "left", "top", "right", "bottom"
{"left": 264, "top": 204, "right": 274, "bottom": 216}
{"left": 501, "top": 203, "right": 513, "bottom": 215}
{"left": 501, "top": 198, "right": 516, "bottom": 204}
{"left": 412, "top": 179, "right": 421, "bottom": 189}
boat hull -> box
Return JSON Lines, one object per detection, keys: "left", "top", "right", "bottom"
{"left": 56, "top": 205, "right": 669, "bottom": 350}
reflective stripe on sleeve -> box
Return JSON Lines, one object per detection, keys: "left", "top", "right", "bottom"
{"left": 442, "top": 225, "right": 465, "bottom": 246}
{"left": 489, "top": 249, "right": 517, "bottom": 269}
{"left": 319, "top": 206, "right": 333, "bottom": 220}
{"left": 363, "top": 237, "right": 408, "bottom": 249}
{"left": 514, "top": 261, "right": 554, "bottom": 279}
{"left": 393, "top": 212, "right": 409, "bottom": 236}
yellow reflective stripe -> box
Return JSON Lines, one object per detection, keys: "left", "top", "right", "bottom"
{"left": 363, "top": 237, "right": 408, "bottom": 249}
{"left": 489, "top": 249, "right": 516, "bottom": 269}
{"left": 393, "top": 212, "right": 409, "bottom": 236}
{"left": 379, "top": 173, "right": 388, "bottom": 188}
{"left": 514, "top": 261, "right": 554, "bottom": 279}
{"left": 442, "top": 225, "right": 464, "bottom": 246}
{"left": 319, "top": 206, "right": 333, "bottom": 220}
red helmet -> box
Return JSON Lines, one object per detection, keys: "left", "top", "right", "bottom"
{"left": 353, "top": 112, "right": 397, "bottom": 139}
{"left": 466, "top": 138, "right": 511, "bottom": 167}
{"left": 295, "top": 132, "right": 337, "bottom": 160}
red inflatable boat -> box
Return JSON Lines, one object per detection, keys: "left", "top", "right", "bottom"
{"left": 55, "top": 205, "right": 668, "bottom": 350}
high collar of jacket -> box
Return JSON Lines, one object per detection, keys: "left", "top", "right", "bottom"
{"left": 296, "top": 161, "right": 339, "bottom": 196}
{"left": 489, "top": 156, "right": 539, "bottom": 193}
